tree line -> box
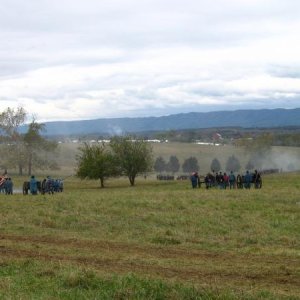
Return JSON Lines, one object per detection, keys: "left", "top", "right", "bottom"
{"left": 154, "top": 155, "right": 242, "bottom": 174}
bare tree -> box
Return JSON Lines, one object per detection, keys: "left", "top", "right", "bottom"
{"left": 0, "top": 107, "right": 27, "bottom": 175}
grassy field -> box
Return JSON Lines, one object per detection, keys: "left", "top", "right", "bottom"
{"left": 0, "top": 172, "right": 299, "bottom": 299}
{"left": 50, "top": 142, "right": 300, "bottom": 176}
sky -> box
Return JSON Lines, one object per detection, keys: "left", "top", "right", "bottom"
{"left": 1, "top": 0, "right": 300, "bottom": 122}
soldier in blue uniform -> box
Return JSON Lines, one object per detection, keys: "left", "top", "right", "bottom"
{"left": 244, "top": 171, "right": 252, "bottom": 189}
{"left": 5, "top": 178, "right": 13, "bottom": 194}
{"left": 30, "top": 175, "right": 38, "bottom": 195}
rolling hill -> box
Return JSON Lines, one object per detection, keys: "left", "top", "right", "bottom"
{"left": 23, "top": 108, "right": 300, "bottom": 135}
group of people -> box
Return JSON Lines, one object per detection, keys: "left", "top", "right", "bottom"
{"left": 0, "top": 176, "right": 13, "bottom": 194}
{"left": 0, "top": 174, "right": 64, "bottom": 195}
{"left": 25, "top": 175, "right": 64, "bottom": 195}
{"left": 190, "top": 170, "right": 262, "bottom": 189}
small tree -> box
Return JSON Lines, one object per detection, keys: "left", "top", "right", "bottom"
{"left": 166, "top": 155, "right": 180, "bottom": 174}
{"left": 110, "top": 136, "right": 153, "bottom": 186}
{"left": 154, "top": 156, "right": 166, "bottom": 174}
{"left": 210, "top": 158, "right": 221, "bottom": 173}
{"left": 225, "top": 155, "right": 241, "bottom": 172}
{"left": 76, "top": 142, "right": 118, "bottom": 188}
{"left": 182, "top": 157, "right": 199, "bottom": 173}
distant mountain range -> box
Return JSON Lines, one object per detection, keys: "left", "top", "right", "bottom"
{"left": 23, "top": 108, "right": 300, "bottom": 136}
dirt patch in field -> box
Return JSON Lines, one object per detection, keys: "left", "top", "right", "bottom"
{"left": 0, "top": 234, "right": 299, "bottom": 296}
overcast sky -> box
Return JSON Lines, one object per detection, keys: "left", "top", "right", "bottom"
{"left": 1, "top": 0, "right": 300, "bottom": 122}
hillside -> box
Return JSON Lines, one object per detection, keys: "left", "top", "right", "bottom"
{"left": 23, "top": 108, "right": 300, "bottom": 135}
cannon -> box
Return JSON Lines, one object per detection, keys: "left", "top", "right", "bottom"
{"left": 22, "top": 181, "right": 42, "bottom": 195}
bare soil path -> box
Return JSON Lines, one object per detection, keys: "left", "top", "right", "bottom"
{"left": 0, "top": 234, "right": 299, "bottom": 297}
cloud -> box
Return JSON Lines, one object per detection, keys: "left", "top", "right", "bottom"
{"left": 0, "top": 0, "right": 300, "bottom": 121}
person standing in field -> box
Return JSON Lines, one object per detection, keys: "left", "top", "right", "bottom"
{"left": 190, "top": 172, "right": 198, "bottom": 188}
{"left": 195, "top": 172, "right": 201, "bottom": 188}
{"left": 30, "top": 175, "right": 38, "bottom": 195}
{"left": 253, "top": 170, "right": 262, "bottom": 189}
{"left": 46, "top": 176, "right": 54, "bottom": 194}
{"left": 223, "top": 172, "right": 229, "bottom": 189}
{"left": 0, "top": 176, "right": 7, "bottom": 193}
{"left": 205, "top": 173, "right": 212, "bottom": 189}
{"left": 236, "top": 174, "right": 243, "bottom": 189}
{"left": 215, "top": 172, "right": 220, "bottom": 187}
{"left": 41, "top": 178, "right": 47, "bottom": 194}
{"left": 218, "top": 172, "right": 224, "bottom": 189}
{"left": 5, "top": 178, "right": 13, "bottom": 194}
{"left": 229, "top": 171, "right": 236, "bottom": 189}
{"left": 244, "top": 170, "right": 252, "bottom": 189}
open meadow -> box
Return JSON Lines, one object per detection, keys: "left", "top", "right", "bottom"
{"left": 0, "top": 171, "right": 299, "bottom": 299}
{"left": 49, "top": 141, "right": 300, "bottom": 176}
